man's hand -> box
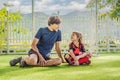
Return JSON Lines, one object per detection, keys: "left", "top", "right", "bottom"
{"left": 61, "top": 58, "right": 65, "bottom": 63}
{"left": 31, "top": 38, "right": 46, "bottom": 66}
{"left": 55, "top": 41, "right": 65, "bottom": 63}
{"left": 38, "top": 57, "right": 46, "bottom": 66}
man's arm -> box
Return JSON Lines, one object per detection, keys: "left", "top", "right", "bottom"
{"left": 55, "top": 41, "right": 65, "bottom": 63}
{"left": 31, "top": 38, "right": 46, "bottom": 66}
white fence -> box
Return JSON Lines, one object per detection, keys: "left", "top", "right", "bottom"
{"left": 0, "top": 10, "right": 120, "bottom": 54}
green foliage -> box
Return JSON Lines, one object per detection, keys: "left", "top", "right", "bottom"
{"left": 23, "top": 28, "right": 28, "bottom": 34}
{"left": 0, "top": 8, "right": 22, "bottom": 38}
{"left": 12, "top": 26, "right": 28, "bottom": 34}
{"left": 0, "top": 7, "right": 28, "bottom": 47}
{"left": 106, "top": 0, "right": 111, "bottom": 3}
{"left": 0, "top": 8, "right": 22, "bottom": 22}
{"left": 106, "top": 0, "right": 120, "bottom": 20}
{"left": 87, "top": 0, "right": 120, "bottom": 20}
{"left": 0, "top": 8, "right": 20, "bottom": 46}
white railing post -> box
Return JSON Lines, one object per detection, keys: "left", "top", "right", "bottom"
{"left": 32, "top": 0, "right": 35, "bottom": 39}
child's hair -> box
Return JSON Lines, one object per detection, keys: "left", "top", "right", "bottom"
{"left": 72, "top": 32, "right": 82, "bottom": 44}
{"left": 48, "top": 16, "right": 61, "bottom": 26}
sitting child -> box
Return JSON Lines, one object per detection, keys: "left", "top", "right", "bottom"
{"left": 64, "top": 32, "right": 91, "bottom": 66}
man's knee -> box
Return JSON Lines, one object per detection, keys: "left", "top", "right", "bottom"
{"left": 51, "top": 58, "right": 62, "bottom": 66}
{"left": 29, "top": 57, "right": 37, "bottom": 65}
{"left": 25, "top": 55, "right": 37, "bottom": 65}
{"left": 56, "top": 58, "right": 62, "bottom": 65}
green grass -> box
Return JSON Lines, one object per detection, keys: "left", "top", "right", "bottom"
{"left": 0, "top": 53, "right": 120, "bottom": 80}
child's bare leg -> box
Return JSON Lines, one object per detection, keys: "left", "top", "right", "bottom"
{"left": 64, "top": 54, "right": 70, "bottom": 59}
{"left": 78, "top": 53, "right": 89, "bottom": 59}
{"left": 64, "top": 54, "right": 74, "bottom": 65}
{"left": 64, "top": 54, "right": 71, "bottom": 63}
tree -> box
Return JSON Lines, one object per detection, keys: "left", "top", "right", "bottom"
{"left": 0, "top": 7, "right": 28, "bottom": 47}
{"left": 0, "top": 7, "right": 22, "bottom": 38}
{"left": 87, "top": 0, "right": 120, "bottom": 20}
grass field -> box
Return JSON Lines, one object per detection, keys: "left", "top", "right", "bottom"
{"left": 0, "top": 53, "right": 120, "bottom": 80}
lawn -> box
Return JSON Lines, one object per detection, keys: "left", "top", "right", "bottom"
{"left": 0, "top": 53, "right": 120, "bottom": 80}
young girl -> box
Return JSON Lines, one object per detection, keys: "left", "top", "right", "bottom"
{"left": 64, "top": 32, "right": 91, "bottom": 66}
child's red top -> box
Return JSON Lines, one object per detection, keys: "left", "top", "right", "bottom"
{"left": 69, "top": 42, "right": 85, "bottom": 55}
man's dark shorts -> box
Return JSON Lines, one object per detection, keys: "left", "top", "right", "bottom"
{"left": 28, "top": 49, "right": 50, "bottom": 63}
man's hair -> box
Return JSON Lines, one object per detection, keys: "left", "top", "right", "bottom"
{"left": 48, "top": 16, "right": 61, "bottom": 26}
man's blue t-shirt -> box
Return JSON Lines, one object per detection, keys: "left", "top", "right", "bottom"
{"left": 35, "top": 27, "right": 61, "bottom": 58}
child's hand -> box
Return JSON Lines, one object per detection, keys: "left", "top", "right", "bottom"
{"left": 73, "top": 60, "right": 79, "bottom": 66}
{"left": 76, "top": 56, "right": 80, "bottom": 60}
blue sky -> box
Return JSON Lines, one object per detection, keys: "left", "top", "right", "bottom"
{"left": 0, "top": 0, "right": 90, "bottom": 15}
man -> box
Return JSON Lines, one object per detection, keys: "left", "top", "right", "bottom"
{"left": 9, "top": 16, "right": 64, "bottom": 67}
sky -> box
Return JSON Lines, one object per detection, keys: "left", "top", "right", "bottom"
{"left": 0, "top": 0, "right": 90, "bottom": 15}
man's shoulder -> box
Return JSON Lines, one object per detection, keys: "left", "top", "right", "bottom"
{"left": 39, "top": 27, "right": 47, "bottom": 30}
{"left": 57, "top": 30, "right": 61, "bottom": 33}
{"left": 38, "top": 27, "right": 47, "bottom": 32}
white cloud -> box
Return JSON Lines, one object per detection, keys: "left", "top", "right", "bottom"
{"left": 49, "top": 5, "right": 61, "bottom": 10}
{"left": 18, "top": 0, "right": 90, "bottom": 14}
{"left": 85, "top": 0, "right": 90, "bottom": 3}
{"left": 20, "top": 5, "right": 31, "bottom": 14}
{"left": 5, "top": 0, "right": 21, "bottom": 12}
{"left": 34, "top": 0, "right": 53, "bottom": 12}
{"left": 8, "top": 0, "right": 20, "bottom": 6}
{"left": 35, "top": 0, "right": 53, "bottom": 6}
{"left": 85, "top": 0, "right": 91, "bottom": 6}
{"left": 34, "top": 0, "right": 87, "bottom": 13}
{"left": 66, "top": 1, "right": 86, "bottom": 10}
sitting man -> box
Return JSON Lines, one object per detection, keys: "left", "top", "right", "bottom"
{"left": 9, "top": 16, "right": 64, "bottom": 67}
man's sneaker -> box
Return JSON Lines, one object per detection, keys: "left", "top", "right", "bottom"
{"left": 9, "top": 57, "right": 22, "bottom": 66}
{"left": 19, "top": 60, "right": 28, "bottom": 67}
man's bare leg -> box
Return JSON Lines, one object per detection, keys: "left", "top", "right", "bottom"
{"left": 20, "top": 54, "right": 38, "bottom": 67}
{"left": 34, "top": 58, "right": 62, "bottom": 67}
{"left": 20, "top": 54, "right": 62, "bottom": 67}
{"left": 44, "top": 58, "right": 62, "bottom": 66}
